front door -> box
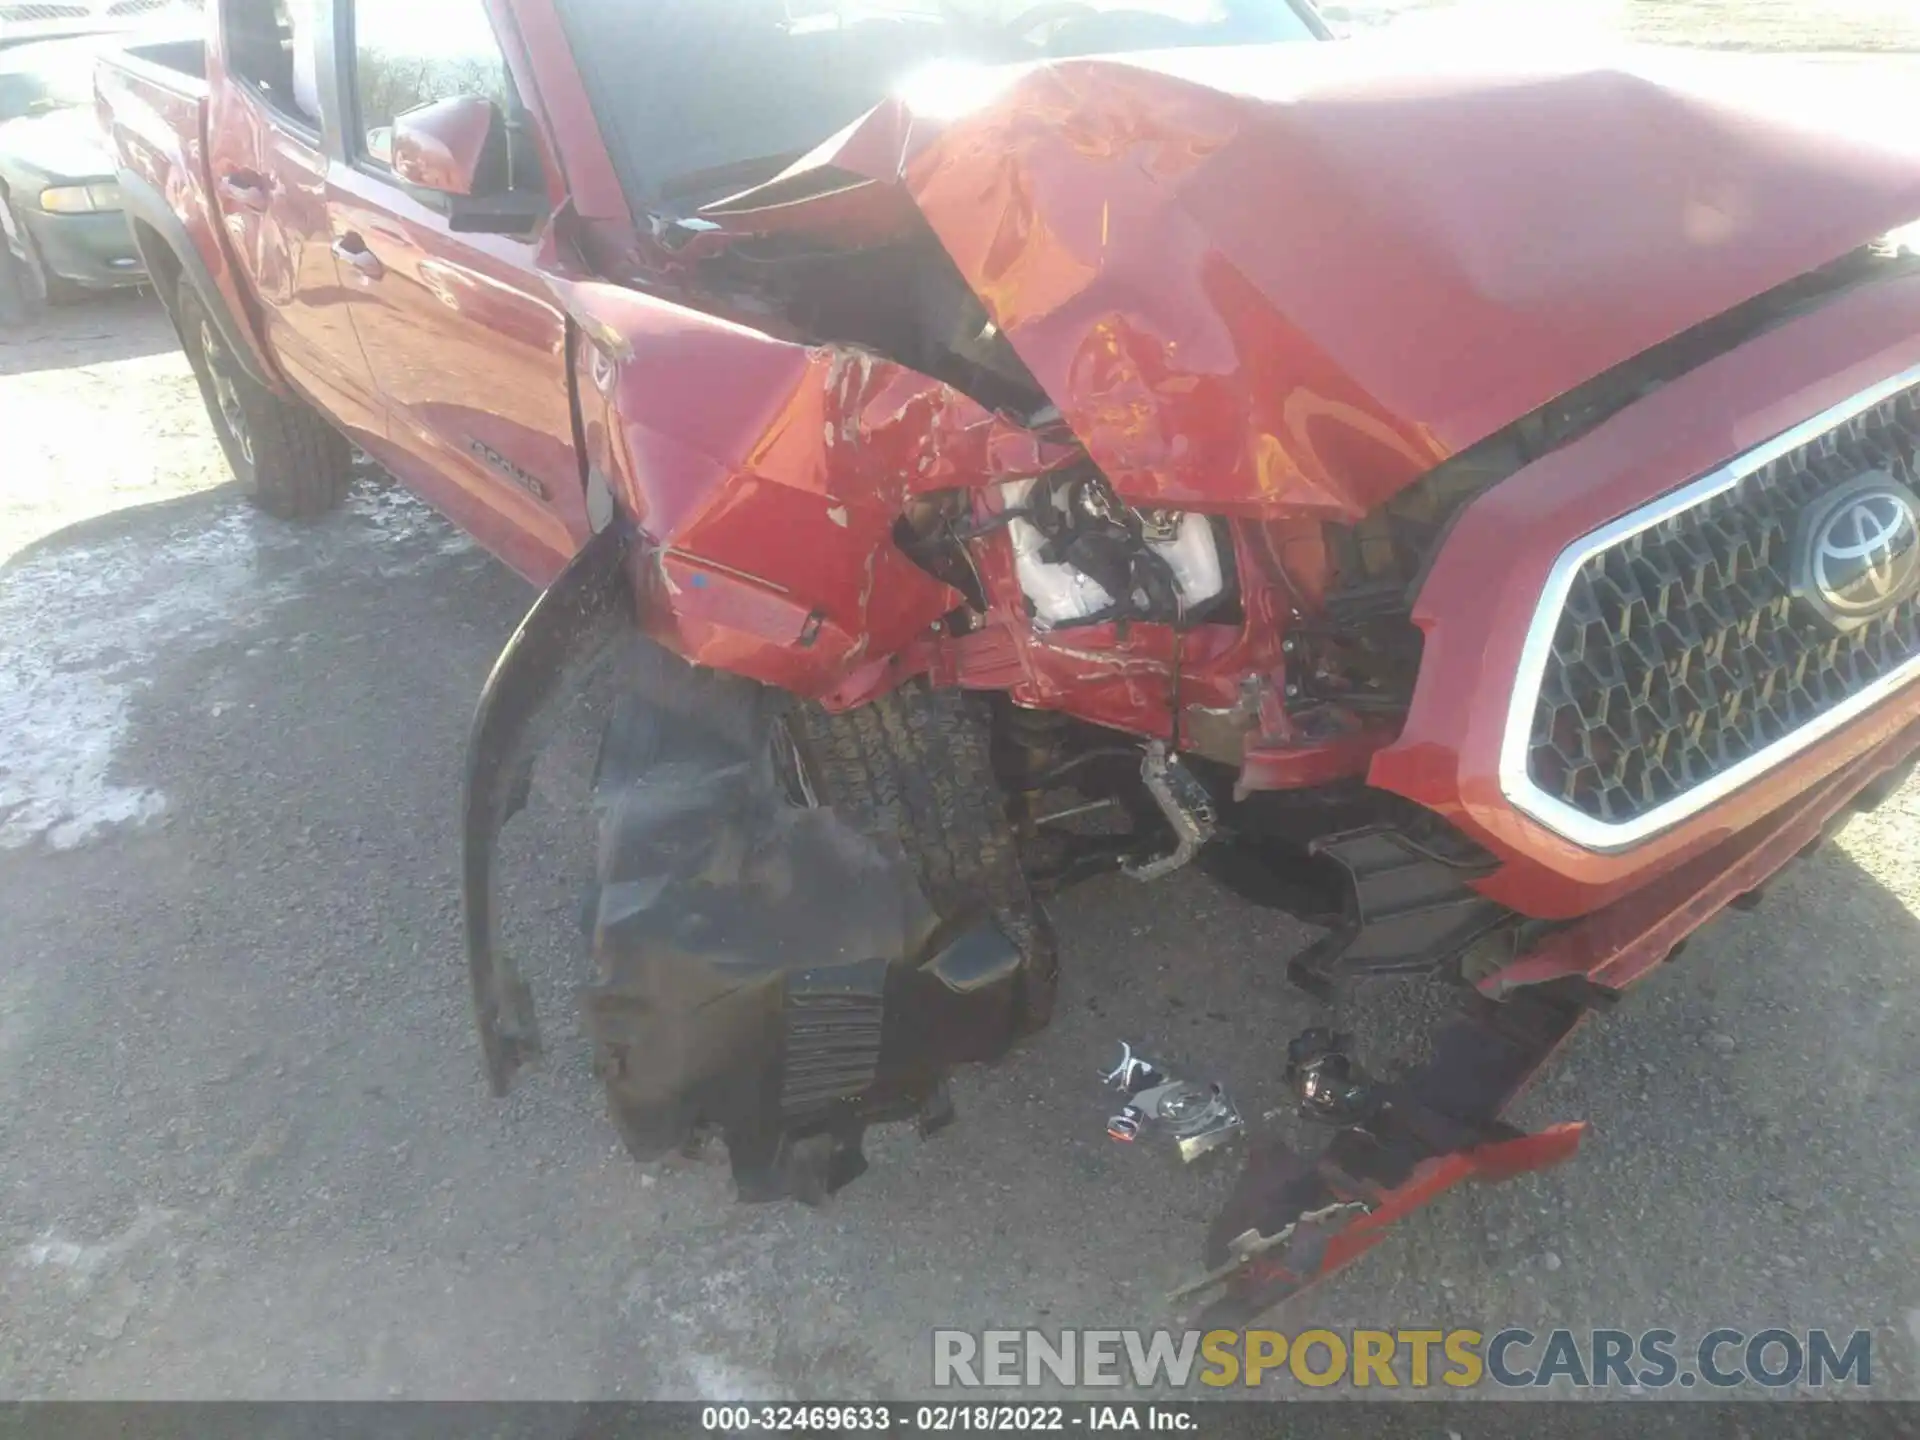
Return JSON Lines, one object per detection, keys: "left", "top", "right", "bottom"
{"left": 325, "top": 0, "right": 587, "bottom": 583}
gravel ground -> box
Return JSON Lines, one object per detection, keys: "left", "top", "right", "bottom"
{"left": 2, "top": 21, "right": 1919, "bottom": 1408}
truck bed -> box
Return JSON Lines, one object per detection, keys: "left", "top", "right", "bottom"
{"left": 96, "top": 35, "right": 209, "bottom": 262}
{"left": 96, "top": 33, "right": 268, "bottom": 384}
{"left": 97, "top": 35, "right": 205, "bottom": 110}
{"left": 115, "top": 36, "right": 206, "bottom": 82}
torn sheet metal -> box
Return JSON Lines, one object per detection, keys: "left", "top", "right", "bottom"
{"left": 706, "top": 42, "right": 1920, "bottom": 521}
{"left": 560, "top": 274, "right": 1080, "bottom": 701}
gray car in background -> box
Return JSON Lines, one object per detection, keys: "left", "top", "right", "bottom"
{"left": 0, "top": 30, "right": 148, "bottom": 314}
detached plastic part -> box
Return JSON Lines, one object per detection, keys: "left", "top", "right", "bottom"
{"left": 462, "top": 522, "right": 634, "bottom": 1096}
{"left": 1187, "top": 981, "right": 1593, "bottom": 1324}
{"left": 585, "top": 642, "right": 1036, "bottom": 1202}
{"left": 1103, "top": 1042, "right": 1245, "bottom": 1161}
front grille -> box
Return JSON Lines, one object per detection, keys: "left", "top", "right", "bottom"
{"left": 1526, "top": 379, "right": 1920, "bottom": 829}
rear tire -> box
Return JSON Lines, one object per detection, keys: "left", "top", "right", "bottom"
{"left": 175, "top": 279, "right": 351, "bottom": 520}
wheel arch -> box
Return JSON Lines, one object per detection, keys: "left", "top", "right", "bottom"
{"left": 462, "top": 521, "right": 636, "bottom": 1096}
{"left": 116, "top": 167, "right": 281, "bottom": 392}
{"left": 129, "top": 215, "right": 182, "bottom": 294}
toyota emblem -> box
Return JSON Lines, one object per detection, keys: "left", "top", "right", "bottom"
{"left": 1792, "top": 473, "right": 1920, "bottom": 632}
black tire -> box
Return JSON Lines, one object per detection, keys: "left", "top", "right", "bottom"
{"left": 175, "top": 278, "right": 352, "bottom": 520}
{"left": 785, "top": 683, "right": 1059, "bottom": 1030}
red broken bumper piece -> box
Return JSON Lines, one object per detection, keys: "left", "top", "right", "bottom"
{"left": 1190, "top": 716, "right": 1920, "bottom": 1325}
{"left": 1189, "top": 1123, "right": 1586, "bottom": 1326}
{"left": 1189, "top": 970, "right": 1595, "bottom": 1327}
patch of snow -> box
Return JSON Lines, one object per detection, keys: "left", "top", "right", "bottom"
{"left": 0, "top": 488, "right": 472, "bottom": 852}
{"left": 0, "top": 508, "right": 277, "bottom": 850}
{"left": 348, "top": 486, "right": 476, "bottom": 557}
{"left": 14, "top": 1206, "right": 175, "bottom": 1292}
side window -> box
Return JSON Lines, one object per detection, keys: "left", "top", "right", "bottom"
{"left": 223, "top": 0, "right": 322, "bottom": 130}
{"left": 347, "top": 0, "right": 515, "bottom": 169}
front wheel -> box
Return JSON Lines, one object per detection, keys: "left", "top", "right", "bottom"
{"left": 175, "top": 279, "right": 352, "bottom": 520}
{"left": 784, "top": 684, "right": 1059, "bottom": 1029}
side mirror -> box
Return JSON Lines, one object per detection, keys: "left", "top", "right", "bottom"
{"left": 390, "top": 94, "right": 504, "bottom": 198}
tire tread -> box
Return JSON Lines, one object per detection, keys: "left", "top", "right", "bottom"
{"left": 791, "top": 682, "right": 1057, "bottom": 1026}
{"left": 176, "top": 279, "right": 350, "bottom": 520}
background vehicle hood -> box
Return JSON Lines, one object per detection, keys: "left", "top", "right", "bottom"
{"left": 714, "top": 38, "right": 1920, "bottom": 519}
{"left": 0, "top": 105, "right": 112, "bottom": 181}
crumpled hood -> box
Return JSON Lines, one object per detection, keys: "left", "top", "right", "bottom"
{"left": 0, "top": 106, "right": 113, "bottom": 183}
{"left": 708, "top": 38, "right": 1920, "bottom": 520}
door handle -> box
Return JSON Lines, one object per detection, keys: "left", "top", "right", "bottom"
{"left": 332, "top": 232, "right": 386, "bottom": 281}
{"left": 217, "top": 170, "right": 272, "bottom": 211}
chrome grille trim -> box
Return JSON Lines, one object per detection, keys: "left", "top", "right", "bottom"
{"left": 1498, "top": 361, "right": 1920, "bottom": 852}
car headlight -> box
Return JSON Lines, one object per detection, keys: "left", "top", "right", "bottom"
{"left": 1875, "top": 218, "right": 1920, "bottom": 257}
{"left": 37, "top": 183, "right": 120, "bottom": 214}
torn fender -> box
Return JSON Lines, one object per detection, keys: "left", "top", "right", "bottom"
{"left": 462, "top": 522, "right": 633, "bottom": 1096}
{"left": 562, "top": 275, "right": 1078, "bottom": 699}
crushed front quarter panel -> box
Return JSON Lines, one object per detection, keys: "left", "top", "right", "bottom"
{"left": 559, "top": 275, "right": 1079, "bottom": 699}
{"left": 566, "top": 38, "right": 1920, "bottom": 750}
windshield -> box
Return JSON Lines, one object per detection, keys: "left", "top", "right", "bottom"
{"left": 0, "top": 33, "right": 118, "bottom": 120}
{"left": 555, "top": 0, "right": 1323, "bottom": 209}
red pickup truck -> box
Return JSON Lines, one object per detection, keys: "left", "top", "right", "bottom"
{"left": 99, "top": 0, "right": 1920, "bottom": 1319}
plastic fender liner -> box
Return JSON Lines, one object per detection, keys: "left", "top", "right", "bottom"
{"left": 462, "top": 522, "right": 634, "bottom": 1096}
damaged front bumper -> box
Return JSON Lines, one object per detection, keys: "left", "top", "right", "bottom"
{"left": 1175, "top": 716, "right": 1920, "bottom": 1322}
